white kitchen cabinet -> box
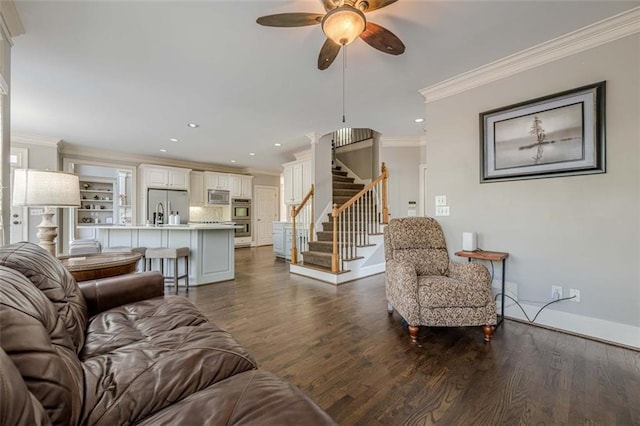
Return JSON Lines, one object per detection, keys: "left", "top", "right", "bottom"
{"left": 272, "top": 222, "right": 306, "bottom": 261}
{"left": 139, "top": 164, "right": 190, "bottom": 190}
{"left": 230, "top": 174, "right": 253, "bottom": 198}
{"left": 282, "top": 159, "right": 311, "bottom": 206}
{"left": 138, "top": 164, "right": 191, "bottom": 224}
{"left": 190, "top": 171, "right": 205, "bottom": 206}
{"left": 204, "top": 172, "right": 229, "bottom": 190}
{"left": 273, "top": 222, "right": 285, "bottom": 257}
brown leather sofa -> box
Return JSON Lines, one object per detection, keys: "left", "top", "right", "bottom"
{"left": 0, "top": 242, "right": 335, "bottom": 425}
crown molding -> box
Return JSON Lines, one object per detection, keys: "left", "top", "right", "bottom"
{"left": 0, "top": 0, "right": 24, "bottom": 40}
{"left": 59, "top": 142, "right": 254, "bottom": 174}
{"left": 419, "top": 7, "right": 640, "bottom": 103}
{"left": 381, "top": 136, "right": 425, "bottom": 147}
{"left": 244, "top": 168, "right": 281, "bottom": 177}
{"left": 12, "top": 133, "right": 61, "bottom": 148}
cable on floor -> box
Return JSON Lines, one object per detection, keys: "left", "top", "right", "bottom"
{"left": 494, "top": 293, "right": 576, "bottom": 323}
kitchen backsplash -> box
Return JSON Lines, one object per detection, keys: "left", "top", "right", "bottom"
{"left": 189, "top": 206, "right": 230, "bottom": 222}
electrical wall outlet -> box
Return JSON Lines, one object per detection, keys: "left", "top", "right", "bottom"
{"left": 435, "top": 206, "right": 450, "bottom": 216}
{"left": 551, "top": 285, "right": 563, "bottom": 300}
{"left": 569, "top": 288, "right": 581, "bottom": 302}
{"left": 435, "top": 195, "right": 447, "bottom": 206}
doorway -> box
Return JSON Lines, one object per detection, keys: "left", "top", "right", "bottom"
{"left": 254, "top": 185, "right": 278, "bottom": 246}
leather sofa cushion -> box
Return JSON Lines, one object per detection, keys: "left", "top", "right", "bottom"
{"left": 80, "top": 296, "right": 258, "bottom": 425}
{"left": 0, "top": 266, "right": 84, "bottom": 426}
{"left": 0, "top": 242, "right": 88, "bottom": 354}
{"left": 137, "top": 370, "right": 337, "bottom": 425}
{"left": 0, "top": 347, "right": 50, "bottom": 426}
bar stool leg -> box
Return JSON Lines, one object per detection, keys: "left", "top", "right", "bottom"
{"left": 185, "top": 255, "right": 189, "bottom": 293}
{"left": 174, "top": 258, "right": 179, "bottom": 295}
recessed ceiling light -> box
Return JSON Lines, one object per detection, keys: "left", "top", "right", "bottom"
{"left": 169, "top": 138, "right": 179, "bottom": 142}
{"left": 249, "top": 152, "right": 255, "bottom": 156}
{"left": 187, "top": 123, "right": 199, "bottom": 128}
{"left": 274, "top": 143, "right": 282, "bottom": 147}
{"left": 414, "top": 118, "right": 424, "bottom": 123}
{"left": 160, "top": 149, "right": 167, "bottom": 153}
{"left": 230, "top": 160, "right": 236, "bottom": 163}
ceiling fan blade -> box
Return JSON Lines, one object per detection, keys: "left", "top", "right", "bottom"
{"left": 356, "top": 0, "right": 398, "bottom": 13}
{"left": 318, "top": 38, "right": 341, "bottom": 70}
{"left": 256, "top": 13, "right": 324, "bottom": 27}
{"left": 359, "top": 21, "right": 405, "bottom": 55}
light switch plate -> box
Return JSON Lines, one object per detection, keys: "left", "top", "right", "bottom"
{"left": 30, "top": 209, "right": 44, "bottom": 215}
{"left": 435, "top": 195, "right": 447, "bottom": 207}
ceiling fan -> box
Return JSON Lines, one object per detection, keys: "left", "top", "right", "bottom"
{"left": 257, "top": 0, "right": 405, "bottom": 70}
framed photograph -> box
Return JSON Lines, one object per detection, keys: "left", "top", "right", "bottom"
{"left": 480, "top": 81, "right": 606, "bottom": 183}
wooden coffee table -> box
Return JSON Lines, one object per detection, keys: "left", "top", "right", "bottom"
{"left": 58, "top": 252, "right": 142, "bottom": 282}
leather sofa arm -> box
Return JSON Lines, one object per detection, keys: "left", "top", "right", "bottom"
{"left": 448, "top": 261, "right": 491, "bottom": 287}
{"left": 79, "top": 271, "right": 164, "bottom": 317}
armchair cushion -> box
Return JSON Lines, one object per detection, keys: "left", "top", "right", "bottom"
{"left": 418, "top": 275, "right": 491, "bottom": 308}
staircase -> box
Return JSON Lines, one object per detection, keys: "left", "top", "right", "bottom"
{"left": 290, "top": 165, "right": 387, "bottom": 285}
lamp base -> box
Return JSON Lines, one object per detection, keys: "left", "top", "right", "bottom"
{"left": 36, "top": 209, "right": 58, "bottom": 257}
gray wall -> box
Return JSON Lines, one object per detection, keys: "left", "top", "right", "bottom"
{"left": 336, "top": 142, "right": 373, "bottom": 180}
{"left": 424, "top": 35, "right": 639, "bottom": 328}
{"left": 314, "top": 134, "right": 333, "bottom": 223}
{"left": 381, "top": 146, "right": 421, "bottom": 220}
{"left": 252, "top": 173, "right": 279, "bottom": 187}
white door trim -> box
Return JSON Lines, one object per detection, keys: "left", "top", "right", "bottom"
{"left": 418, "top": 164, "right": 427, "bottom": 217}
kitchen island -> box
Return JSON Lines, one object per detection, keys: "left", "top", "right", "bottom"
{"left": 91, "top": 224, "right": 237, "bottom": 286}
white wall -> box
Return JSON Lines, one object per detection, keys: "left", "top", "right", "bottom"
{"left": 424, "top": 35, "right": 639, "bottom": 346}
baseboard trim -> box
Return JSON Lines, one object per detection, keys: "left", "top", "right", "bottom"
{"left": 503, "top": 302, "right": 639, "bottom": 350}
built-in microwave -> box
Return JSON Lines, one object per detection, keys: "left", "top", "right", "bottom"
{"left": 207, "top": 189, "right": 230, "bottom": 205}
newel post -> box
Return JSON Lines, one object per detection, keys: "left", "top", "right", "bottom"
{"left": 381, "top": 162, "right": 389, "bottom": 224}
{"left": 331, "top": 203, "right": 339, "bottom": 273}
{"left": 291, "top": 203, "right": 298, "bottom": 264}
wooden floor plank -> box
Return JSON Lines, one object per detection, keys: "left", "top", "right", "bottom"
{"left": 182, "top": 246, "right": 640, "bottom": 425}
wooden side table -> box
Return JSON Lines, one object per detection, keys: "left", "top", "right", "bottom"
{"left": 58, "top": 252, "right": 142, "bottom": 282}
{"left": 455, "top": 250, "right": 509, "bottom": 327}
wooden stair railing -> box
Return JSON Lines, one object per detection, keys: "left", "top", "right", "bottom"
{"left": 331, "top": 163, "right": 388, "bottom": 273}
{"left": 291, "top": 184, "right": 314, "bottom": 264}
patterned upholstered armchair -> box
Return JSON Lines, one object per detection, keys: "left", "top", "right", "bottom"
{"left": 384, "top": 217, "right": 496, "bottom": 344}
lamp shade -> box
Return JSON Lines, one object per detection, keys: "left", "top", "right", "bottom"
{"left": 12, "top": 169, "right": 81, "bottom": 207}
{"left": 321, "top": 5, "right": 366, "bottom": 46}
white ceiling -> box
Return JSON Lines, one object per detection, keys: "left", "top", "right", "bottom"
{"left": 11, "top": 1, "right": 639, "bottom": 172}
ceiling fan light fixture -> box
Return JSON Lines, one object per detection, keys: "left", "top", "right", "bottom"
{"left": 321, "top": 5, "right": 366, "bottom": 46}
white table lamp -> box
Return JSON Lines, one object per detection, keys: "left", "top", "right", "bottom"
{"left": 12, "top": 169, "right": 80, "bottom": 256}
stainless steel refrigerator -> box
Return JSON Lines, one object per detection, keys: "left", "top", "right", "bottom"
{"left": 147, "top": 189, "right": 189, "bottom": 225}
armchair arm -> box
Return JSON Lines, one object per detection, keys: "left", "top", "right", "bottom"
{"left": 78, "top": 271, "right": 164, "bottom": 317}
{"left": 385, "top": 259, "right": 420, "bottom": 324}
{"left": 448, "top": 261, "right": 491, "bottom": 287}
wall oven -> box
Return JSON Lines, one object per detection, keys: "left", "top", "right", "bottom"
{"left": 234, "top": 220, "right": 251, "bottom": 238}
{"left": 232, "top": 198, "right": 251, "bottom": 221}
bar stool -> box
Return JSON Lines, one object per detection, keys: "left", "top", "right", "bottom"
{"left": 145, "top": 247, "right": 190, "bottom": 294}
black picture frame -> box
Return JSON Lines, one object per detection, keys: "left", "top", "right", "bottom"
{"left": 480, "top": 81, "right": 606, "bottom": 183}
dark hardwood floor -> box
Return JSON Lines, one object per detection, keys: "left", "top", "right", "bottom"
{"left": 182, "top": 246, "right": 640, "bottom": 425}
